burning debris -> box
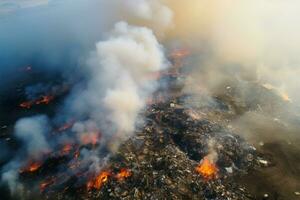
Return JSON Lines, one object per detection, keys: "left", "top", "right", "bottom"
{"left": 195, "top": 156, "right": 218, "bottom": 180}
{"left": 87, "top": 171, "right": 111, "bottom": 190}
{"left": 19, "top": 82, "right": 70, "bottom": 109}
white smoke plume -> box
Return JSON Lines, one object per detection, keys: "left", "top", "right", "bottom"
{"left": 14, "top": 115, "right": 50, "bottom": 157}
{"left": 1, "top": 161, "right": 24, "bottom": 196}
{"left": 1, "top": 115, "right": 50, "bottom": 194}
{"left": 72, "top": 21, "right": 168, "bottom": 141}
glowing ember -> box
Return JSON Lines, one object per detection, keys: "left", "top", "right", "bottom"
{"left": 195, "top": 156, "right": 218, "bottom": 179}
{"left": 87, "top": 171, "right": 111, "bottom": 190}
{"left": 115, "top": 168, "right": 132, "bottom": 181}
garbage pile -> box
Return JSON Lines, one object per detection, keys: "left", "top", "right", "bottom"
{"left": 74, "top": 94, "right": 263, "bottom": 200}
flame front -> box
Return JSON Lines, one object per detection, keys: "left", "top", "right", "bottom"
{"left": 28, "top": 162, "right": 42, "bottom": 172}
{"left": 20, "top": 161, "right": 42, "bottom": 173}
{"left": 195, "top": 156, "right": 218, "bottom": 179}
{"left": 87, "top": 171, "right": 111, "bottom": 190}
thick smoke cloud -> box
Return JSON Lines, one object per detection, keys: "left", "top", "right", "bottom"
{"left": 0, "top": 0, "right": 172, "bottom": 195}
{"left": 70, "top": 21, "right": 168, "bottom": 142}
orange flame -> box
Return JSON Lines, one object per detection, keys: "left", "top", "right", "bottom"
{"left": 195, "top": 156, "right": 218, "bottom": 179}
{"left": 20, "top": 95, "right": 55, "bottom": 109}
{"left": 87, "top": 171, "right": 111, "bottom": 190}
{"left": 40, "top": 177, "right": 56, "bottom": 192}
{"left": 115, "top": 168, "right": 132, "bottom": 181}
{"left": 20, "top": 161, "right": 42, "bottom": 173}
{"left": 36, "top": 95, "right": 54, "bottom": 105}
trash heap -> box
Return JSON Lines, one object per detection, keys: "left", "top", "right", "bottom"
{"left": 79, "top": 93, "right": 266, "bottom": 200}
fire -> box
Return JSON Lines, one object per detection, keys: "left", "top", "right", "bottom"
{"left": 36, "top": 95, "right": 54, "bottom": 105}
{"left": 20, "top": 161, "right": 42, "bottom": 173}
{"left": 19, "top": 95, "right": 54, "bottom": 109}
{"left": 87, "top": 171, "right": 111, "bottom": 190}
{"left": 28, "top": 162, "right": 42, "bottom": 172}
{"left": 115, "top": 168, "right": 132, "bottom": 181}
{"left": 40, "top": 177, "right": 56, "bottom": 192}
{"left": 57, "top": 120, "right": 75, "bottom": 132}
{"left": 195, "top": 156, "right": 218, "bottom": 179}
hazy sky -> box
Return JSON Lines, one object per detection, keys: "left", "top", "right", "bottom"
{"left": 0, "top": 0, "right": 49, "bottom": 14}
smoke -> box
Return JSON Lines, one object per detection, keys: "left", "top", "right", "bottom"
{"left": 123, "top": 0, "right": 173, "bottom": 33}
{"left": 69, "top": 21, "right": 169, "bottom": 153}
{"left": 1, "top": 115, "right": 50, "bottom": 194}
{"left": 1, "top": 161, "right": 23, "bottom": 196}
{"left": 0, "top": 0, "right": 172, "bottom": 195}
{"left": 14, "top": 116, "right": 51, "bottom": 157}
{"left": 96, "top": 22, "right": 167, "bottom": 133}
{"left": 162, "top": 0, "right": 300, "bottom": 104}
